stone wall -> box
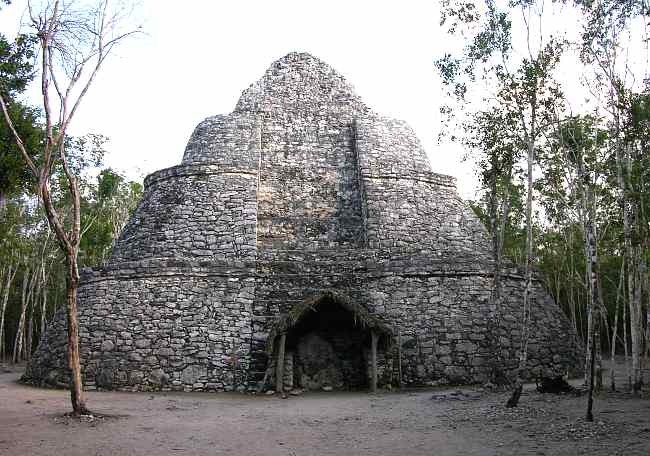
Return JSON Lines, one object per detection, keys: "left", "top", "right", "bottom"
{"left": 111, "top": 166, "right": 258, "bottom": 263}
{"left": 26, "top": 251, "right": 581, "bottom": 391}
{"left": 27, "top": 260, "right": 256, "bottom": 391}
{"left": 181, "top": 113, "right": 260, "bottom": 168}
{"left": 23, "top": 52, "right": 583, "bottom": 392}
{"left": 356, "top": 116, "right": 490, "bottom": 255}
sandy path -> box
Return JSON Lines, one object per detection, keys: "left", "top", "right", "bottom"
{"left": 1, "top": 368, "right": 648, "bottom": 456}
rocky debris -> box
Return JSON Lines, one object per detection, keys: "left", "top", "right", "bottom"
{"left": 536, "top": 375, "right": 582, "bottom": 395}
{"left": 543, "top": 418, "right": 625, "bottom": 441}
{"left": 52, "top": 412, "right": 119, "bottom": 428}
{"left": 430, "top": 389, "right": 484, "bottom": 401}
{"left": 438, "top": 391, "right": 631, "bottom": 443}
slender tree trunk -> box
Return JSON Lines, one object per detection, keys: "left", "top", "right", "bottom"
{"left": 23, "top": 267, "right": 37, "bottom": 360}
{"left": 610, "top": 261, "right": 624, "bottom": 391}
{"left": 585, "top": 261, "right": 593, "bottom": 386}
{"left": 0, "top": 263, "right": 17, "bottom": 362}
{"left": 488, "top": 164, "right": 511, "bottom": 384}
{"left": 0, "top": 0, "right": 140, "bottom": 415}
{"left": 36, "top": 233, "right": 51, "bottom": 345}
{"left": 619, "top": 144, "right": 643, "bottom": 393}
{"left": 593, "top": 201, "right": 604, "bottom": 394}
{"left": 488, "top": 168, "right": 500, "bottom": 382}
{"left": 0, "top": 265, "right": 5, "bottom": 362}
{"left": 40, "top": 288, "right": 48, "bottom": 342}
{"left": 64, "top": 254, "right": 87, "bottom": 414}
{"left": 13, "top": 266, "right": 31, "bottom": 363}
{"left": 585, "top": 205, "right": 602, "bottom": 419}
{"left": 646, "top": 272, "right": 650, "bottom": 364}
{"left": 631, "top": 256, "right": 646, "bottom": 392}
{"left": 615, "top": 139, "right": 635, "bottom": 391}
{"left": 595, "top": 327, "right": 603, "bottom": 393}
{"left": 587, "top": 323, "right": 596, "bottom": 421}
{"left": 26, "top": 311, "right": 33, "bottom": 361}
{"left": 568, "top": 230, "right": 578, "bottom": 335}
{"left": 629, "top": 251, "right": 642, "bottom": 393}
{"left": 22, "top": 273, "right": 37, "bottom": 361}
{"left": 623, "top": 272, "right": 631, "bottom": 390}
{"left": 506, "top": 131, "right": 534, "bottom": 408}
{"left": 574, "top": 150, "right": 602, "bottom": 419}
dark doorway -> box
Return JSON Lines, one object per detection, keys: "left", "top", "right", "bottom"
{"left": 286, "top": 296, "right": 370, "bottom": 390}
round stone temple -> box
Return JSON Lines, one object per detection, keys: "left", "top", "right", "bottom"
{"left": 24, "top": 52, "right": 582, "bottom": 392}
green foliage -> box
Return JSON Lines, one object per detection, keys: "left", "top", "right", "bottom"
{"left": 0, "top": 30, "right": 41, "bottom": 200}
{"left": 0, "top": 102, "right": 42, "bottom": 198}
{"left": 79, "top": 168, "right": 143, "bottom": 265}
{"left": 436, "top": 0, "right": 650, "bottom": 359}
{"left": 0, "top": 166, "right": 143, "bottom": 358}
{"left": 0, "top": 33, "right": 36, "bottom": 99}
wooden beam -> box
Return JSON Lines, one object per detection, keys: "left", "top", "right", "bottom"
{"left": 275, "top": 333, "right": 286, "bottom": 393}
{"left": 397, "top": 327, "right": 403, "bottom": 389}
{"left": 370, "top": 329, "right": 378, "bottom": 393}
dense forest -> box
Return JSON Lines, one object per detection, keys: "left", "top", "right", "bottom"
{"left": 0, "top": 146, "right": 141, "bottom": 365}
{"left": 436, "top": 0, "right": 649, "bottom": 397}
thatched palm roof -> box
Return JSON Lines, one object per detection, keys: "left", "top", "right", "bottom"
{"left": 265, "top": 290, "right": 394, "bottom": 354}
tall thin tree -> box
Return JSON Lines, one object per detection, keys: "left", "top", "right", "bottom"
{"left": 0, "top": 0, "right": 139, "bottom": 415}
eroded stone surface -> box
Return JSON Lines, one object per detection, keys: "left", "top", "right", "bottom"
{"left": 23, "top": 52, "right": 582, "bottom": 392}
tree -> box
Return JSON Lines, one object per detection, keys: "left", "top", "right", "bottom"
{"left": 576, "top": 0, "right": 649, "bottom": 395}
{"left": 0, "top": 13, "right": 41, "bottom": 210}
{"left": 437, "top": 0, "right": 568, "bottom": 407}
{"left": 0, "top": 162, "right": 142, "bottom": 365}
{"left": 0, "top": 0, "right": 139, "bottom": 415}
{"left": 547, "top": 116, "right": 609, "bottom": 420}
{"left": 80, "top": 168, "right": 142, "bottom": 264}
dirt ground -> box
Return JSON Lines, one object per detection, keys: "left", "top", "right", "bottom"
{"left": 1, "top": 365, "right": 649, "bottom": 456}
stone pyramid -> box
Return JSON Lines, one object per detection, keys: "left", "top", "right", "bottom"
{"left": 25, "top": 52, "right": 582, "bottom": 392}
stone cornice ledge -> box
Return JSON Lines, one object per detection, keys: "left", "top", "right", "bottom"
{"left": 361, "top": 170, "right": 456, "bottom": 188}
{"left": 79, "top": 254, "right": 543, "bottom": 284}
{"left": 144, "top": 164, "right": 258, "bottom": 188}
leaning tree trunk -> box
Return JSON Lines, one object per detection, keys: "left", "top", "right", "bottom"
{"left": 610, "top": 261, "right": 624, "bottom": 391}
{"left": 506, "top": 129, "right": 534, "bottom": 409}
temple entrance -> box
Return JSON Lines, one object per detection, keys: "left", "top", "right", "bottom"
{"left": 266, "top": 291, "right": 392, "bottom": 392}
{"left": 289, "top": 299, "right": 368, "bottom": 390}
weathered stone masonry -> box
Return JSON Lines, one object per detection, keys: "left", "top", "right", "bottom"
{"left": 24, "top": 52, "right": 582, "bottom": 392}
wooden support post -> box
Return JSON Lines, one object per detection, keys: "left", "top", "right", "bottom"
{"left": 371, "top": 329, "right": 378, "bottom": 393}
{"left": 275, "top": 333, "right": 286, "bottom": 393}
{"left": 397, "top": 327, "right": 403, "bottom": 389}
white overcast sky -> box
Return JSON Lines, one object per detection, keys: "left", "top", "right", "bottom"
{"left": 1, "top": 0, "right": 603, "bottom": 200}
